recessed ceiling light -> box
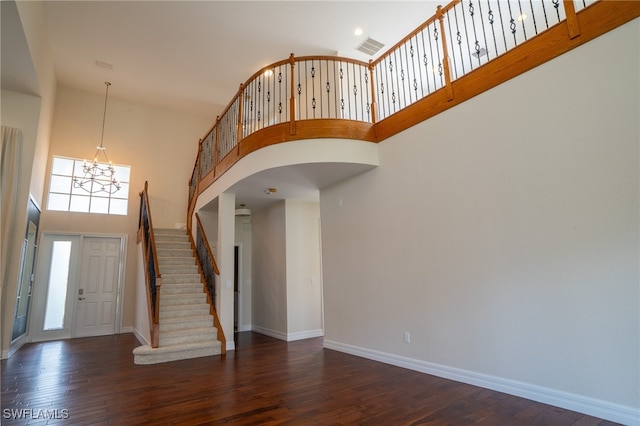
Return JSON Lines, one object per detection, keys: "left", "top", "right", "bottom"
{"left": 263, "top": 69, "right": 274, "bottom": 77}
{"left": 354, "top": 27, "right": 363, "bottom": 36}
{"left": 518, "top": 13, "right": 527, "bottom": 21}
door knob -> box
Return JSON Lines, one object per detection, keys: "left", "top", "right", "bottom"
{"left": 78, "top": 297, "right": 85, "bottom": 300}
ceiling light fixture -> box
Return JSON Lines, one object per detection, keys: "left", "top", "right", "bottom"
{"left": 235, "top": 204, "right": 251, "bottom": 216}
{"left": 73, "top": 81, "right": 121, "bottom": 194}
{"left": 354, "top": 27, "right": 363, "bottom": 36}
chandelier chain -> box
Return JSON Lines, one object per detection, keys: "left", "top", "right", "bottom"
{"left": 72, "top": 81, "right": 120, "bottom": 195}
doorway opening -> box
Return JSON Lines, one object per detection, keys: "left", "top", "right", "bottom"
{"left": 234, "top": 245, "right": 239, "bottom": 338}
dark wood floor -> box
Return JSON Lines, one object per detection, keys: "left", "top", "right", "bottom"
{"left": 1, "top": 332, "right": 617, "bottom": 425}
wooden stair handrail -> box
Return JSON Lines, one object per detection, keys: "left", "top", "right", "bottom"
{"left": 138, "top": 181, "right": 162, "bottom": 348}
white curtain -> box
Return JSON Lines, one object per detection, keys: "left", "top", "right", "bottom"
{"left": 1, "top": 126, "right": 23, "bottom": 302}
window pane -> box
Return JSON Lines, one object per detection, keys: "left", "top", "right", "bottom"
{"left": 49, "top": 175, "right": 73, "bottom": 194}
{"left": 47, "top": 193, "right": 70, "bottom": 211}
{"left": 109, "top": 198, "right": 128, "bottom": 215}
{"left": 43, "top": 241, "right": 71, "bottom": 330}
{"left": 71, "top": 180, "right": 92, "bottom": 194}
{"left": 51, "top": 157, "right": 74, "bottom": 175}
{"left": 69, "top": 195, "right": 90, "bottom": 212}
{"left": 113, "top": 165, "right": 130, "bottom": 182}
{"left": 73, "top": 161, "right": 87, "bottom": 176}
{"left": 90, "top": 196, "right": 109, "bottom": 214}
{"left": 112, "top": 182, "right": 130, "bottom": 199}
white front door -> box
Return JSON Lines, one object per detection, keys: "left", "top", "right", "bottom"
{"left": 30, "top": 234, "right": 124, "bottom": 342}
{"left": 75, "top": 237, "right": 122, "bottom": 337}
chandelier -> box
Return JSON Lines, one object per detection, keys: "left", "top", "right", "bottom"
{"left": 73, "top": 81, "right": 121, "bottom": 194}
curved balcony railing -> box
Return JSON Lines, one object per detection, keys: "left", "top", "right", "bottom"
{"left": 187, "top": 0, "right": 637, "bottom": 230}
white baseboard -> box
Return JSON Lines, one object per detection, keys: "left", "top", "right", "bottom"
{"left": 249, "top": 326, "right": 324, "bottom": 342}
{"left": 323, "top": 339, "right": 639, "bottom": 426}
{"left": 130, "top": 328, "right": 150, "bottom": 346}
{"left": 3, "top": 335, "right": 28, "bottom": 359}
{"left": 287, "top": 329, "right": 324, "bottom": 342}
{"left": 226, "top": 340, "right": 236, "bottom": 351}
{"left": 251, "top": 325, "right": 288, "bottom": 341}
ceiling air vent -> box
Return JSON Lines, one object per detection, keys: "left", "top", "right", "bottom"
{"left": 356, "top": 37, "right": 385, "bottom": 56}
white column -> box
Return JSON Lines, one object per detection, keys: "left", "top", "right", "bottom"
{"left": 217, "top": 192, "right": 236, "bottom": 351}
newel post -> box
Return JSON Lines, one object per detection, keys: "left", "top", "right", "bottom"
{"left": 368, "top": 59, "right": 378, "bottom": 124}
{"left": 289, "top": 53, "right": 297, "bottom": 135}
{"left": 563, "top": 1, "right": 581, "bottom": 39}
{"left": 437, "top": 5, "right": 454, "bottom": 101}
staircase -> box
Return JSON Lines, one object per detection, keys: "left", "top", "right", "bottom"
{"left": 133, "top": 228, "right": 222, "bottom": 364}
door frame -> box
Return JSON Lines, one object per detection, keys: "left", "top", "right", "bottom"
{"left": 29, "top": 232, "right": 127, "bottom": 342}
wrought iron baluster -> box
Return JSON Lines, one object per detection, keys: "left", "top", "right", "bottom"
{"left": 379, "top": 60, "right": 388, "bottom": 119}
{"left": 517, "top": 0, "right": 528, "bottom": 40}
{"left": 540, "top": 0, "right": 550, "bottom": 30}
{"left": 495, "top": 0, "right": 509, "bottom": 53}
{"left": 447, "top": 9, "right": 462, "bottom": 79}
{"left": 528, "top": 0, "right": 538, "bottom": 35}
{"left": 352, "top": 63, "right": 359, "bottom": 120}
{"left": 364, "top": 68, "right": 371, "bottom": 121}
{"left": 507, "top": 0, "right": 518, "bottom": 45}
{"left": 334, "top": 60, "right": 339, "bottom": 119}
{"left": 420, "top": 30, "right": 432, "bottom": 95}
{"left": 389, "top": 53, "right": 396, "bottom": 113}
{"left": 552, "top": 0, "right": 561, "bottom": 22}
{"left": 409, "top": 37, "right": 418, "bottom": 100}
{"left": 433, "top": 24, "right": 444, "bottom": 87}
{"left": 477, "top": 0, "right": 490, "bottom": 62}
{"left": 297, "top": 62, "right": 303, "bottom": 119}
{"left": 278, "top": 69, "right": 283, "bottom": 122}
{"left": 318, "top": 60, "right": 324, "bottom": 118}
{"left": 336, "top": 61, "right": 344, "bottom": 118}
{"left": 463, "top": 1, "right": 476, "bottom": 70}
{"left": 401, "top": 42, "right": 409, "bottom": 106}
{"left": 257, "top": 78, "right": 263, "bottom": 126}
{"left": 311, "top": 61, "right": 317, "bottom": 118}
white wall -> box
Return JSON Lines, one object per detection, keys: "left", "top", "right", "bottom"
{"left": 251, "top": 201, "right": 287, "bottom": 338}
{"left": 320, "top": 19, "right": 639, "bottom": 423}
{"left": 285, "top": 199, "right": 323, "bottom": 338}
{"left": 42, "top": 85, "right": 210, "bottom": 330}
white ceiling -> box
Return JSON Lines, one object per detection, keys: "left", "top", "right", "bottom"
{"left": 38, "top": 1, "right": 438, "bottom": 115}
{"left": 4, "top": 0, "right": 440, "bottom": 212}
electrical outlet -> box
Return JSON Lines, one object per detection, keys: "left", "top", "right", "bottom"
{"left": 403, "top": 331, "right": 411, "bottom": 344}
